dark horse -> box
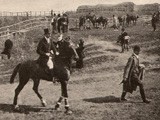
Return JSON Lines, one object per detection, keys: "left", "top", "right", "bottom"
{"left": 130, "top": 15, "right": 139, "bottom": 25}
{"left": 88, "top": 15, "right": 108, "bottom": 29}
{"left": 10, "top": 44, "right": 79, "bottom": 114}
{"left": 95, "top": 16, "right": 108, "bottom": 29}
{"left": 126, "top": 14, "right": 139, "bottom": 26}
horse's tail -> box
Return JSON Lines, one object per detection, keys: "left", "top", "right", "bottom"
{"left": 10, "top": 63, "right": 21, "bottom": 84}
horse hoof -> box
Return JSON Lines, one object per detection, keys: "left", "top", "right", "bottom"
{"left": 65, "top": 110, "right": 73, "bottom": 115}
{"left": 41, "top": 100, "right": 47, "bottom": 107}
{"left": 42, "top": 102, "right": 47, "bottom": 107}
{"left": 55, "top": 107, "right": 60, "bottom": 111}
{"left": 13, "top": 105, "right": 20, "bottom": 111}
{"left": 55, "top": 104, "right": 60, "bottom": 111}
{"left": 14, "top": 105, "right": 19, "bottom": 109}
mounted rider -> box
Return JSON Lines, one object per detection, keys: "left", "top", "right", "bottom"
{"left": 37, "top": 28, "right": 59, "bottom": 81}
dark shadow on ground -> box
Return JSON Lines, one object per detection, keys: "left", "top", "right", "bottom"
{"left": 84, "top": 55, "right": 116, "bottom": 67}
{"left": 83, "top": 96, "right": 121, "bottom": 103}
{"left": 83, "top": 96, "right": 144, "bottom": 104}
{"left": 69, "top": 28, "right": 79, "bottom": 31}
{"left": 105, "top": 48, "right": 120, "bottom": 53}
{"left": 146, "top": 67, "right": 160, "bottom": 72}
{"left": 0, "top": 103, "right": 54, "bottom": 114}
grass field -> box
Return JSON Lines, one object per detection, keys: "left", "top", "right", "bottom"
{"left": 0, "top": 20, "right": 160, "bottom": 120}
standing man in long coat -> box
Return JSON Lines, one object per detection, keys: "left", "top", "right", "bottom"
{"left": 1, "top": 39, "right": 13, "bottom": 59}
{"left": 119, "top": 28, "right": 129, "bottom": 53}
{"left": 151, "top": 13, "right": 157, "bottom": 31}
{"left": 76, "top": 39, "right": 85, "bottom": 69}
{"left": 120, "top": 45, "right": 150, "bottom": 103}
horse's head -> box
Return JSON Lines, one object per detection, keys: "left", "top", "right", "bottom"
{"left": 58, "top": 40, "right": 79, "bottom": 61}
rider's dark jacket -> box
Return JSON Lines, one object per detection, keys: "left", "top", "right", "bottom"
{"left": 37, "top": 37, "right": 57, "bottom": 68}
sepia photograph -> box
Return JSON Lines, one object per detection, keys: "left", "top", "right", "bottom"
{"left": 0, "top": 0, "right": 160, "bottom": 119}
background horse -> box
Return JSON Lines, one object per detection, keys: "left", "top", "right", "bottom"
{"left": 126, "top": 14, "right": 139, "bottom": 26}
{"left": 10, "top": 44, "right": 79, "bottom": 114}
{"left": 130, "top": 15, "right": 139, "bottom": 25}
{"left": 95, "top": 16, "right": 108, "bottom": 29}
{"left": 87, "top": 15, "right": 108, "bottom": 29}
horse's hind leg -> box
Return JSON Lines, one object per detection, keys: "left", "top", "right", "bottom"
{"left": 13, "top": 77, "right": 29, "bottom": 108}
{"left": 55, "top": 80, "right": 72, "bottom": 114}
{"left": 55, "top": 96, "right": 63, "bottom": 111}
{"left": 32, "top": 79, "right": 47, "bottom": 107}
{"left": 55, "top": 81, "right": 68, "bottom": 110}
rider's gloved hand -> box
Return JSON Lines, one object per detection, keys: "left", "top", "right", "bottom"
{"left": 46, "top": 53, "right": 50, "bottom": 56}
{"left": 56, "top": 52, "right": 59, "bottom": 55}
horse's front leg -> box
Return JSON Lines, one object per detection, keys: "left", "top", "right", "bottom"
{"left": 32, "top": 79, "right": 47, "bottom": 107}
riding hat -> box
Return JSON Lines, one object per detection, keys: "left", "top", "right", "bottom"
{"left": 44, "top": 28, "right": 50, "bottom": 35}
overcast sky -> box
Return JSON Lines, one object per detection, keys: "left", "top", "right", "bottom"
{"left": 0, "top": 0, "right": 160, "bottom": 12}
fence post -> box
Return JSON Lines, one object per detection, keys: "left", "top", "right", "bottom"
{"left": 76, "top": 19, "right": 78, "bottom": 28}
{"left": 35, "top": 12, "right": 36, "bottom": 17}
{"left": 30, "top": 11, "right": 32, "bottom": 17}
{"left": 26, "top": 12, "right": 29, "bottom": 19}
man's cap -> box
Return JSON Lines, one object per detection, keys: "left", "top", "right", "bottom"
{"left": 44, "top": 28, "right": 50, "bottom": 34}
{"left": 133, "top": 45, "right": 140, "bottom": 51}
{"left": 79, "top": 39, "right": 84, "bottom": 43}
{"left": 121, "top": 28, "right": 125, "bottom": 31}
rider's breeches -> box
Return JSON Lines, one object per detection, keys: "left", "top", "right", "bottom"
{"left": 37, "top": 56, "right": 53, "bottom": 70}
{"left": 47, "top": 57, "right": 54, "bottom": 69}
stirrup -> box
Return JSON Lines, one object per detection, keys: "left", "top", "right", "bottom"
{"left": 120, "top": 98, "right": 128, "bottom": 101}
{"left": 52, "top": 78, "right": 59, "bottom": 83}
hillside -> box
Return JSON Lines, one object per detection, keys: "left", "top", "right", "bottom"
{"left": 77, "top": 2, "right": 159, "bottom": 15}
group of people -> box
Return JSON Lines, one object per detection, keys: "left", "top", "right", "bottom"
{"left": 36, "top": 28, "right": 150, "bottom": 103}
{"left": 36, "top": 28, "right": 85, "bottom": 82}
{"left": 51, "top": 13, "right": 69, "bottom": 34}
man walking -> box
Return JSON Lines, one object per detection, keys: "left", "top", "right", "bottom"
{"left": 151, "top": 13, "right": 157, "bottom": 31}
{"left": 120, "top": 45, "right": 150, "bottom": 103}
